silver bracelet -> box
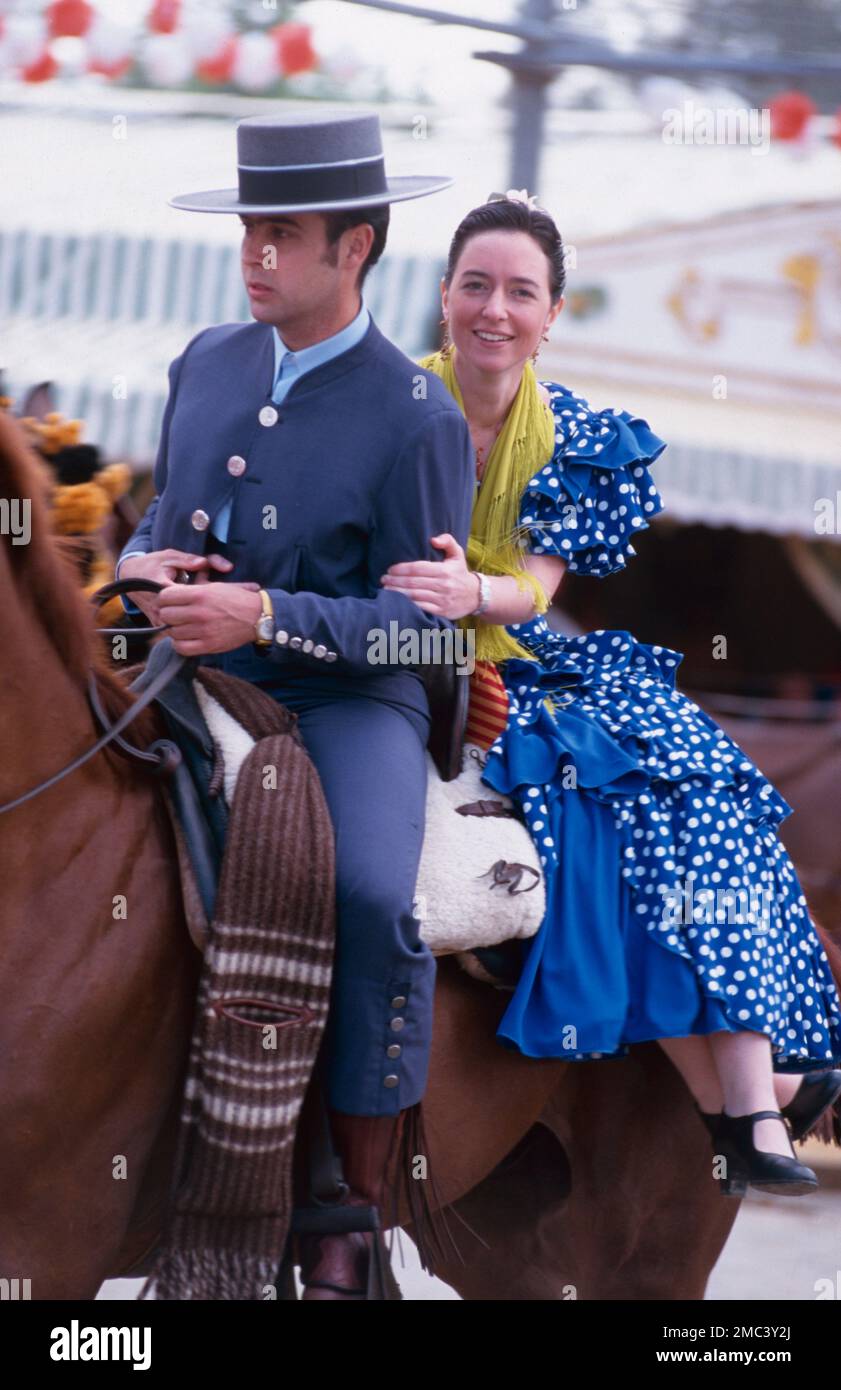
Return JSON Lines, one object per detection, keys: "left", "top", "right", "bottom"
{"left": 471, "top": 572, "right": 492, "bottom": 616}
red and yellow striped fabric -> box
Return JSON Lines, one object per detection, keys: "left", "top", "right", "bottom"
{"left": 464, "top": 659, "right": 510, "bottom": 750}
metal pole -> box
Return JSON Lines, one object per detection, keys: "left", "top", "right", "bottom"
{"left": 340, "top": 0, "right": 841, "bottom": 201}
{"left": 506, "top": 0, "right": 557, "bottom": 193}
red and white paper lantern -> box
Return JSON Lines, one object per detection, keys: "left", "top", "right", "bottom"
{"left": 87, "top": 14, "right": 133, "bottom": 79}
{"left": 140, "top": 30, "right": 194, "bottom": 86}
{"left": 47, "top": 0, "right": 93, "bottom": 40}
{"left": 231, "top": 29, "right": 277, "bottom": 92}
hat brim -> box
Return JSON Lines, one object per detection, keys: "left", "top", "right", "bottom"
{"left": 169, "top": 174, "right": 453, "bottom": 214}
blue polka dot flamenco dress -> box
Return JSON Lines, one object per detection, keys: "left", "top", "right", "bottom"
{"left": 480, "top": 382, "right": 841, "bottom": 1071}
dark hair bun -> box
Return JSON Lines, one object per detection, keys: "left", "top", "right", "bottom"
{"left": 444, "top": 196, "right": 565, "bottom": 303}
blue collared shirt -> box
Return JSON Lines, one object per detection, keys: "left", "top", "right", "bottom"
{"left": 117, "top": 300, "right": 370, "bottom": 601}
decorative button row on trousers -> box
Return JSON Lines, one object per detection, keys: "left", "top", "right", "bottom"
{"left": 383, "top": 993, "right": 408, "bottom": 1087}
{"left": 275, "top": 630, "right": 338, "bottom": 661}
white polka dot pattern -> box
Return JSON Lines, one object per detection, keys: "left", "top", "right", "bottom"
{"left": 478, "top": 596, "right": 841, "bottom": 1066}
{"left": 518, "top": 382, "right": 667, "bottom": 576}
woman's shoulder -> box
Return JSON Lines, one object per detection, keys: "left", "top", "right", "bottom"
{"left": 537, "top": 377, "right": 643, "bottom": 420}
{"left": 536, "top": 379, "right": 668, "bottom": 472}
{"left": 520, "top": 380, "right": 669, "bottom": 578}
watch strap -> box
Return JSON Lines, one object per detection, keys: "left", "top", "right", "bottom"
{"left": 253, "top": 588, "right": 275, "bottom": 646}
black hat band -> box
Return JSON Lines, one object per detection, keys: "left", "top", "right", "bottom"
{"left": 237, "top": 156, "right": 388, "bottom": 206}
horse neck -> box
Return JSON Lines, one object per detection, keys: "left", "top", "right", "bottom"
{"left": 0, "top": 568, "right": 104, "bottom": 789}
{"left": 0, "top": 528, "right": 152, "bottom": 821}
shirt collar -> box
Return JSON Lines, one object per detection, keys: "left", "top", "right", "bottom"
{"left": 272, "top": 300, "right": 370, "bottom": 385}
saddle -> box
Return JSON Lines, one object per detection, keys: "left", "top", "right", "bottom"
{"left": 125, "top": 641, "right": 467, "bottom": 925}
{"left": 128, "top": 641, "right": 542, "bottom": 982}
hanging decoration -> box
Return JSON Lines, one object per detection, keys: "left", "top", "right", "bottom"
{"left": 271, "top": 21, "right": 317, "bottom": 77}
{"left": 0, "top": 1, "right": 318, "bottom": 89}
{"left": 86, "top": 14, "right": 133, "bottom": 79}
{"left": 769, "top": 89, "right": 818, "bottom": 141}
{"left": 147, "top": 0, "right": 181, "bottom": 36}
{"left": 46, "top": 0, "right": 93, "bottom": 39}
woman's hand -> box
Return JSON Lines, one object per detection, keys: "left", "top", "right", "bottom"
{"left": 380, "top": 533, "right": 479, "bottom": 618}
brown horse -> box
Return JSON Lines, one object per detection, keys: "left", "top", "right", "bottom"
{"left": 3, "top": 407, "right": 818, "bottom": 1301}
{"left": 706, "top": 702, "right": 841, "bottom": 935}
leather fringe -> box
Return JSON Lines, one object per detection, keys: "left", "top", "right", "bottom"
{"left": 383, "top": 1100, "right": 476, "bottom": 1278}
{"left": 803, "top": 1097, "right": 841, "bottom": 1148}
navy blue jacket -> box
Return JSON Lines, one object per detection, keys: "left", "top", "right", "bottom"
{"left": 119, "top": 314, "right": 476, "bottom": 723}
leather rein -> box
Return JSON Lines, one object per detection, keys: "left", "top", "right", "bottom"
{"left": 0, "top": 579, "right": 186, "bottom": 816}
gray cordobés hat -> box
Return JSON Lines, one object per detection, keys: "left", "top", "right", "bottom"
{"left": 169, "top": 109, "right": 453, "bottom": 214}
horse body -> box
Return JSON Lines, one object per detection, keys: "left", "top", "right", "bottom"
{"left": 0, "top": 466, "right": 201, "bottom": 1297}
{"left": 0, "top": 411, "right": 769, "bottom": 1300}
{"left": 711, "top": 709, "right": 841, "bottom": 935}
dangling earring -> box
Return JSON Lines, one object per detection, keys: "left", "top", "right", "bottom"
{"left": 440, "top": 316, "right": 454, "bottom": 360}
{"left": 530, "top": 328, "right": 550, "bottom": 364}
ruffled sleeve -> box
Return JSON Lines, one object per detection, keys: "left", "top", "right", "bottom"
{"left": 518, "top": 383, "right": 667, "bottom": 577}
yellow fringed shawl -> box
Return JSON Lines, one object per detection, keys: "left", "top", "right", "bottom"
{"left": 418, "top": 348, "right": 556, "bottom": 665}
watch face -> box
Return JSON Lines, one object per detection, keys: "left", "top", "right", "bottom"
{"left": 255, "top": 615, "right": 274, "bottom": 642}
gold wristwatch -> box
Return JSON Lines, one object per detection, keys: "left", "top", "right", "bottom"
{"left": 253, "top": 589, "right": 275, "bottom": 647}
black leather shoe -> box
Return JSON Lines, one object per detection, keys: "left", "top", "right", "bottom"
{"left": 781, "top": 1069, "right": 841, "bottom": 1143}
{"left": 716, "top": 1109, "right": 818, "bottom": 1197}
{"left": 695, "top": 1104, "right": 722, "bottom": 1141}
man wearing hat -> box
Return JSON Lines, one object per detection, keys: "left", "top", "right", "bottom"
{"left": 117, "top": 109, "right": 475, "bottom": 1298}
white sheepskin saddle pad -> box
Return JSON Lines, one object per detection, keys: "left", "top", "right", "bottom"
{"left": 414, "top": 745, "right": 545, "bottom": 954}
{"left": 194, "top": 684, "right": 545, "bottom": 957}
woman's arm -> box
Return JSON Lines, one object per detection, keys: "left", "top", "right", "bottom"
{"left": 474, "top": 553, "right": 566, "bottom": 625}
{"left": 380, "top": 543, "right": 565, "bottom": 622}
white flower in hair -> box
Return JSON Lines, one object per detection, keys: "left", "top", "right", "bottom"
{"left": 505, "top": 188, "right": 540, "bottom": 208}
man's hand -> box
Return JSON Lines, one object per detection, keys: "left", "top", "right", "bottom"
{"left": 379, "top": 533, "right": 478, "bottom": 618}
{"left": 158, "top": 581, "right": 263, "bottom": 656}
{"left": 120, "top": 549, "right": 235, "bottom": 624}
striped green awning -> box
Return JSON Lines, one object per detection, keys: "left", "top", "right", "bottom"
{"left": 655, "top": 440, "right": 841, "bottom": 541}
{"left": 1, "top": 227, "right": 443, "bottom": 464}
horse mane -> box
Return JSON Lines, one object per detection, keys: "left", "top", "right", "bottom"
{"left": 0, "top": 409, "right": 143, "bottom": 724}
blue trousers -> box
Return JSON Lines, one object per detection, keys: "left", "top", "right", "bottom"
{"left": 242, "top": 681, "right": 434, "bottom": 1116}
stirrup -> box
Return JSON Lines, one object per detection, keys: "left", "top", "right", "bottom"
{"left": 303, "top": 1278, "right": 366, "bottom": 1298}
{"left": 297, "top": 1222, "right": 402, "bottom": 1301}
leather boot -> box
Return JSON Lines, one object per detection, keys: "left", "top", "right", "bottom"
{"left": 298, "top": 1109, "right": 406, "bottom": 1300}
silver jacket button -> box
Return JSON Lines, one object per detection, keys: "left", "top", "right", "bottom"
{"left": 390, "top": 995, "right": 407, "bottom": 1009}
{"left": 259, "top": 405, "right": 278, "bottom": 427}
{"left": 191, "top": 509, "right": 210, "bottom": 531}
{"left": 390, "top": 1017, "right": 405, "bottom": 1032}
{"left": 289, "top": 635, "right": 303, "bottom": 649}
{"left": 275, "top": 630, "right": 289, "bottom": 645}
{"left": 313, "top": 644, "right": 327, "bottom": 659}
{"left": 383, "top": 1074, "right": 399, "bottom": 1088}
{"left": 324, "top": 651, "right": 338, "bottom": 662}
{"left": 302, "top": 638, "right": 314, "bottom": 653}
{"left": 226, "top": 455, "right": 246, "bottom": 476}
{"left": 387, "top": 1044, "right": 402, "bottom": 1059}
